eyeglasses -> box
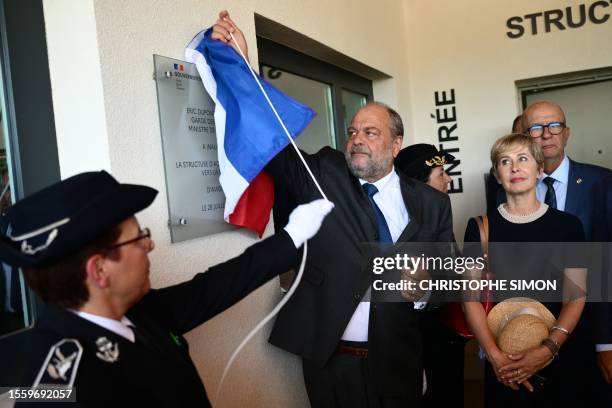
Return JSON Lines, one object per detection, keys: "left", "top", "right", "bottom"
{"left": 106, "top": 227, "right": 151, "bottom": 250}
{"left": 526, "top": 122, "right": 566, "bottom": 138}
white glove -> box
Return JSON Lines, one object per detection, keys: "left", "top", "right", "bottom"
{"left": 284, "top": 199, "right": 334, "bottom": 248}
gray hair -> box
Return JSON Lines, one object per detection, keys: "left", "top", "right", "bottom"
{"left": 364, "top": 101, "right": 404, "bottom": 138}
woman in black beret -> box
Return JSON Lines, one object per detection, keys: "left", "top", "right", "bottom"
{"left": 395, "top": 143, "right": 462, "bottom": 407}
{"left": 395, "top": 143, "right": 454, "bottom": 194}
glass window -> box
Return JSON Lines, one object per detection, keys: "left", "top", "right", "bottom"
{"left": 0, "top": 105, "right": 29, "bottom": 337}
{"left": 261, "top": 65, "right": 336, "bottom": 153}
{"left": 340, "top": 89, "right": 367, "bottom": 148}
{"left": 0, "top": 2, "right": 56, "bottom": 335}
{"left": 257, "top": 37, "right": 373, "bottom": 153}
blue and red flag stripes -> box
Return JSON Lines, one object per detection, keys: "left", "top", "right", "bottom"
{"left": 186, "top": 28, "right": 315, "bottom": 237}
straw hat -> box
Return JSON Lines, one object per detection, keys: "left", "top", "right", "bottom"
{"left": 487, "top": 297, "right": 555, "bottom": 354}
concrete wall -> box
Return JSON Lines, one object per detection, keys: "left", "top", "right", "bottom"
{"left": 41, "top": 1, "right": 411, "bottom": 406}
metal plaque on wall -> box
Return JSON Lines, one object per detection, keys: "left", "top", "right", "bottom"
{"left": 153, "top": 54, "right": 236, "bottom": 243}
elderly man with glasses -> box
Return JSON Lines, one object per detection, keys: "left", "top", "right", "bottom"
{"left": 520, "top": 101, "right": 610, "bottom": 243}
{"left": 0, "top": 170, "right": 332, "bottom": 407}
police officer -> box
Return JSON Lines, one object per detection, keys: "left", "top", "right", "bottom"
{"left": 0, "top": 171, "right": 332, "bottom": 406}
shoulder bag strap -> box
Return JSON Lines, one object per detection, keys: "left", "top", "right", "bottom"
{"left": 474, "top": 215, "right": 489, "bottom": 267}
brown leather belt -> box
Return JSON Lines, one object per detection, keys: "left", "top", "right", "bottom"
{"left": 337, "top": 342, "right": 368, "bottom": 358}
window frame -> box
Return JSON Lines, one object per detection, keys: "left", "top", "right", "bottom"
{"left": 256, "top": 37, "right": 373, "bottom": 150}
{"left": 0, "top": 0, "right": 61, "bottom": 333}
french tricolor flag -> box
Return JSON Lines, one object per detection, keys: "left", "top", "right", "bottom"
{"left": 185, "top": 28, "right": 315, "bottom": 237}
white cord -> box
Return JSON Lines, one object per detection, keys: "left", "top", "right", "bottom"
{"left": 228, "top": 31, "right": 328, "bottom": 202}
{"left": 213, "top": 241, "right": 308, "bottom": 406}
{"left": 213, "top": 29, "right": 330, "bottom": 407}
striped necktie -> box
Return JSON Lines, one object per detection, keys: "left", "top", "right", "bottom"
{"left": 543, "top": 177, "right": 557, "bottom": 209}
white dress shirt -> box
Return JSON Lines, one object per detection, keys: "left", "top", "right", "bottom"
{"left": 73, "top": 310, "right": 136, "bottom": 343}
{"left": 342, "top": 168, "right": 427, "bottom": 342}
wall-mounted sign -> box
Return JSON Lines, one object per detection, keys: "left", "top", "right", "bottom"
{"left": 432, "top": 89, "right": 462, "bottom": 194}
{"left": 153, "top": 54, "right": 236, "bottom": 243}
{"left": 506, "top": 0, "right": 611, "bottom": 39}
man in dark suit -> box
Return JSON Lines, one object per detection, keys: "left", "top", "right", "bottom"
{"left": 492, "top": 100, "right": 612, "bottom": 405}
{"left": 593, "top": 174, "right": 612, "bottom": 404}
{"left": 267, "top": 103, "right": 452, "bottom": 408}
{"left": 0, "top": 171, "right": 332, "bottom": 406}
{"left": 214, "top": 15, "right": 452, "bottom": 407}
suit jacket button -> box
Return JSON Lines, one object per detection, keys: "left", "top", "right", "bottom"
{"left": 354, "top": 293, "right": 361, "bottom": 300}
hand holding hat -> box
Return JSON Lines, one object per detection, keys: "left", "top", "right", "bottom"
{"left": 487, "top": 297, "right": 555, "bottom": 353}
{"left": 498, "top": 347, "right": 553, "bottom": 390}
{"left": 487, "top": 298, "right": 557, "bottom": 389}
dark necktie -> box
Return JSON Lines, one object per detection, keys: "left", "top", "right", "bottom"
{"left": 543, "top": 177, "right": 557, "bottom": 209}
{"left": 362, "top": 183, "right": 393, "bottom": 247}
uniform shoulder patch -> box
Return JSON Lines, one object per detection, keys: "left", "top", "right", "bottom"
{"left": 33, "top": 338, "right": 83, "bottom": 387}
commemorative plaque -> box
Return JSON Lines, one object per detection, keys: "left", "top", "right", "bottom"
{"left": 153, "top": 55, "right": 236, "bottom": 242}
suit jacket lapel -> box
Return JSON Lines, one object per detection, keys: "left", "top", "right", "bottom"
{"left": 397, "top": 175, "right": 421, "bottom": 243}
{"left": 565, "top": 159, "right": 580, "bottom": 215}
{"left": 350, "top": 171, "right": 422, "bottom": 244}
{"left": 126, "top": 311, "right": 189, "bottom": 359}
{"left": 350, "top": 174, "right": 379, "bottom": 235}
